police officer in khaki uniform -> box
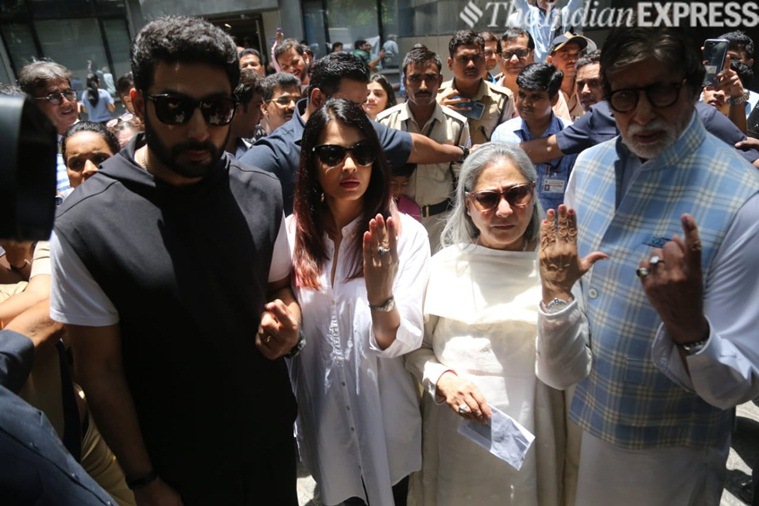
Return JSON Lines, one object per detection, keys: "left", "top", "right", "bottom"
{"left": 378, "top": 46, "right": 470, "bottom": 253}
{"left": 438, "top": 30, "right": 514, "bottom": 145}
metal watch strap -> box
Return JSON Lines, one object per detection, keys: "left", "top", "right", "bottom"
{"left": 369, "top": 296, "right": 395, "bottom": 312}
{"left": 679, "top": 338, "right": 709, "bottom": 355}
{"left": 543, "top": 297, "right": 572, "bottom": 314}
{"left": 286, "top": 329, "right": 306, "bottom": 358}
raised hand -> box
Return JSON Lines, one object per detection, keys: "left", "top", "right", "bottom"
{"left": 362, "top": 214, "right": 399, "bottom": 306}
{"left": 637, "top": 214, "right": 709, "bottom": 344}
{"left": 539, "top": 205, "right": 607, "bottom": 303}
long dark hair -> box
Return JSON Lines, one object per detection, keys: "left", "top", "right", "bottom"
{"left": 293, "top": 98, "right": 392, "bottom": 289}
{"left": 86, "top": 74, "right": 100, "bottom": 107}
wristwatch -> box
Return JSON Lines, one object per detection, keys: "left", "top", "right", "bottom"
{"left": 458, "top": 145, "right": 470, "bottom": 163}
{"left": 678, "top": 337, "right": 709, "bottom": 355}
{"left": 543, "top": 297, "right": 573, "bottom": 314}
{"left": 368, "top": 296, "right": 396, "bottom": 312}
{"left": 728, "top": 90, "right": 750, "bottom": 106}
{"left": 286, "top": 329, "right": 306, "bottom": 358}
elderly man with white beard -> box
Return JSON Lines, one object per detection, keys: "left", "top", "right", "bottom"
{"left": 535, "top": 26, "right": 759, "bottom": 506}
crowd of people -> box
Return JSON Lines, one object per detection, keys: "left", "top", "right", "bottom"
{"left": 1, "top": 9, "right": 759, "bottom": 506}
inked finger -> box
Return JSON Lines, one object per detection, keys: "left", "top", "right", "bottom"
{"left": 680, "top": 214, "right": 702, "bottom": 272}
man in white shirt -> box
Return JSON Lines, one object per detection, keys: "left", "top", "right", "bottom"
{"left": 536, "top": 26, "right": 759, "bottom": 506}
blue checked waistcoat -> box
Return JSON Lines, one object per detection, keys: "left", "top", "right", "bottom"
{"left": 569, "top": 115, "right": 759, "bottom": 450}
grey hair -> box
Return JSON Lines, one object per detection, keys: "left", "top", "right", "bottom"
{"left": 18, "top": 61, "right": 71, "bottom": 96}
{"left": 441, "top": 142, "right": 543, "bottom": 248}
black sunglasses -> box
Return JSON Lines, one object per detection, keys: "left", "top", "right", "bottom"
{"left": 312, "top": 140, "right": 376, "bottom": 168}
{"left": 146, "top": 93, "right": 237, "bottom": 126}
{"left": 34, "top": 89, "right": 77, "bottom": 105}
{"left": 501, "top": 48, "right": 532, "bottom": 60}
{"left": 467, "top": 183, "right": 535, "bottom": 212}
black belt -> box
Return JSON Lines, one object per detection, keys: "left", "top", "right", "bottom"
{"left": 421, "top": 198, "right": 452, "bottom": 218}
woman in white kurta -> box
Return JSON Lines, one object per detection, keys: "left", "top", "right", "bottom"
{"left": 405, "top": 143, "right": 565, "bottom": 506}
{"left": 288, "top": 99, "right": 429, "bottom": 506}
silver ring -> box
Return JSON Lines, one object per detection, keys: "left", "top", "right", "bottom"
{"left": 377, "top": 246, "right": 390, "bottom": 255}
{"left": 636, "top": 267, "right": 649, "bottom": 278}
{"left": 649, "top": 255, "right": 663, "bottom": 265}
{"left": 457, "top": 404, "right": 470, "bottom": 415}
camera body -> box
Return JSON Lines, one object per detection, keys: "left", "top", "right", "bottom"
{"left": 0, "top": 95, "right": 57, "bottom": 240}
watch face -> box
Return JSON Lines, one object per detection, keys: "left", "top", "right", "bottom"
{"left": 545, "top": 298, "right": 570, "bottom": 314}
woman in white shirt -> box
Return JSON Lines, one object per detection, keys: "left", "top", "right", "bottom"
{"left": 405, "top": 142, "right": 566, "bottom": 506}
{"left": 288, "top": 98, "right": 429, "bottom": 506}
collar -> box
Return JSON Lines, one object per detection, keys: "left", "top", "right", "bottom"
{"left": 397, "top": 102, "right": 446, "bottom": 132}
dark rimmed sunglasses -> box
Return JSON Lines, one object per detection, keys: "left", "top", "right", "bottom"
{"left": 466, "top": 183, "right": 535, "bottom": 212}
{"left": 146, "top": 93, "right": 237, "bottom": 126}
{"left": 34, "top": 89, "right": 77, "bottom": 105}
{"left": 312, "top": 140, "right": 376, "bottom": 168}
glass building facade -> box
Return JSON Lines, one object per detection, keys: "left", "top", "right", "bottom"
{"left": 0, "top": 0, "right": 132, "bottom": 95}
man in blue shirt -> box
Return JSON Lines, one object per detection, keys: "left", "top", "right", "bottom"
{"left": 492, "top": 62, "right": 577, "bottom": 212}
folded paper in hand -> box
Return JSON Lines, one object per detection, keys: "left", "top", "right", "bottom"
{"left": 457, "top": 404, "right": 535, "bottom": 470}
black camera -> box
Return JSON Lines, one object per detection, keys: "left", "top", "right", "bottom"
{"left": 0, "top": 95, "right": 57, "bottom": 240}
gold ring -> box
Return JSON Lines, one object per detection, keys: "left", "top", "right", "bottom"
{"left": 264, "top": 335, "right": 272, "bottom": 344}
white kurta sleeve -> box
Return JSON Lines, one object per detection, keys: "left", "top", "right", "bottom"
{"left": 369, "top": 217, "right": 430, "bottom": 358}
{"left": 652, "top": 193, "right": 759, "bottom": 409}
{"left": 536, "top": 293, "right": 592, "bottom": 390}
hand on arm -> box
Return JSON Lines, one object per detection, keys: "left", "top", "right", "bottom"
{"left": 539, "top": 205, "right": 607, "bottom": 304}
{"left": 68, "top": 323, "right": 183, "bottom": 506}
{"left": 435, "top": 370, "right": 491, "bottom": 423}
{"left": 256, "top": 276, "right": 301, "bottom": 360}
{"left": 363, "top": 214, "right": 401, "bottom": 350}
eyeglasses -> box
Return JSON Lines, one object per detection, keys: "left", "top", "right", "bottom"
{"left": 484, "top": 50, "right": 498, "bottom": 57}
{"left": 34, "top": 89, "right": 77, "bottom": 105}
{"left": 502, "top": 48, "right": 531, "bottom": 60}
{"left": 106, "top": 112, "right": 135, "bottom": 129}
{"left": 406, "top": 73, "right": 440, "bottom": 84}
{"left": 312, "top": 140, "right": 375, "bottom": 168}
{"left": 466, "top": 183, "right": 535, "bottom": 212}
{"left": 146, "top": 94, "right": 237, "bottom": 126}
{"left": 268, "top": 95, "right": 299, "bottom": 106}
{"left": 608, "top": 81, "right": 685, "bottom": 113}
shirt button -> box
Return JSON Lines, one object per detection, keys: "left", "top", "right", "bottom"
{"left": 351, "top": 427, "right": 355, "bottom": 432}
{"left": 588, "top": 288, "right": 598, "bottom": 299}
{"left": 346, "top": 406, "right": 350, "bottom": 411}
{"left": 70, "top": 472, "right": 78, "bottom": 480}
{"left": 341, "top": 382, "right": 346, "bottom": 386}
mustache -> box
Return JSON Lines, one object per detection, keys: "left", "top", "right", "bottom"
{"left": 174, "top": 140, "right": 217, "bottom": 152}
{"left": 627, "top": 120, "right": 671, "bottom": 136}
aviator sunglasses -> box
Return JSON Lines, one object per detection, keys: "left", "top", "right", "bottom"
{"left": 146, "top": 93, "right": 237, "bottom": 126}
{"left": 312, "top": 140, "right": 376, "bottom": 168}
{"left": 466, "top": 183, "right": 535, "bottom": 212}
